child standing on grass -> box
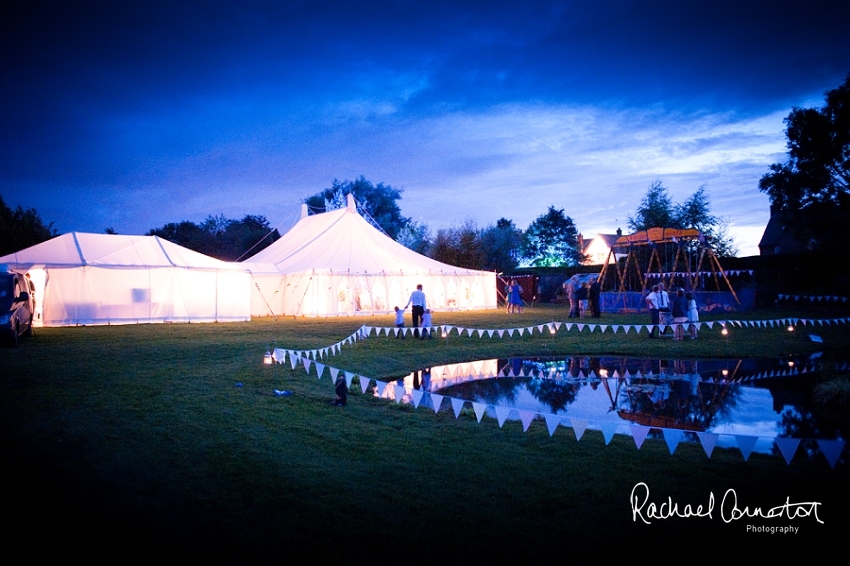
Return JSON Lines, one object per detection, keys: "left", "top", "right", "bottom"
{"left": 421, "top": 309, "right": 432, "bottom": 339}
{"left": 394, "top": 306, "right": 405, "bottom": 339}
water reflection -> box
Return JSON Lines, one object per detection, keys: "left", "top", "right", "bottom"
{"left": 396, "top": 355, "right": 849, "bottom": 455}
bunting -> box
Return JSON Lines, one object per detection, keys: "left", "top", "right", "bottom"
{"left": 266, "top": 323, "right": 847, "bottom": 467}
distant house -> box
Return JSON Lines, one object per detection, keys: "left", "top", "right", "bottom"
{"left": 579, "top": 230, "right": 624, "bottom": 265}
{"left": 758, "top": 205, "right": 809, "bottom": 256}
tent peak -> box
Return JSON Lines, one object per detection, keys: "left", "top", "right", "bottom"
{"left": 346, "top": 193, "right": 356, "bottom": 212}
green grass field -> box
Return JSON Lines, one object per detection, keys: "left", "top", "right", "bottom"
{"left": 3, "top": 304, "right": 848, "bottom": 560}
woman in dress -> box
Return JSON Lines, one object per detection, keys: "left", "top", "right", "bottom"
{"left": 672, "top": 288, "right": 689, "bottom": 341}
{"left": 510, "top": 279, "right": 524, "bottom": 314}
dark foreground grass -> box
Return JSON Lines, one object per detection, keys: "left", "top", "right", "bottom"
{"left": 2, "top": 305, "right": 849, "bottom": 561}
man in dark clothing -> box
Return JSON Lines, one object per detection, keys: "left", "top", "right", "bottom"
{"left": 589, "top": 277, "right": 601, "bottom": 318}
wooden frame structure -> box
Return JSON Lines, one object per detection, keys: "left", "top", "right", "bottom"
{"left": 598, "top": 227, "right": 740, "bottom": 304}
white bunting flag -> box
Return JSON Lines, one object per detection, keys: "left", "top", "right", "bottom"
{"left": 630, "top": 426, "right": 650, "bottom": 449}
{"left": 375, "top": 380, "right": 387, "bottom": 398}
{"left": 817, "top": 439, "right": 845, "bottom": 468}
{"left": 345, "top": 372, "right": 354, "bottom": 388}
{"left": 359, "top": 376, "right": 370, "bottom": 394}
{"left": 697, "top": 432, "right": 718, "bottom": 458}
{"left": 600, "top": 422, "right": 618, "bottom": 445}
{"left": 472, "top": 402, "right": 487, "bottom": 422}
{"left": 411, "top": 388, "right": 424, "bottom": 408}
{"left": 735, "top": 435, "right": 758, "bottom": 461}
{"left": 430, "top": 393, "right": 444, "bottom": 413}
{"left": 570, "top": 418, "right": 588, "bottom": 440}
{"left": 495, "top": 406, "right": 511, "bottom": 428}
{"left": 519, "top": 410, "right": 535, "bottom": 432}
{"left": 315, "top": 362, "right": 325, "bottom": 379}
{"left": 775, "top": 437, "right": 800, "bottom": 465}
{"left": 451, "top": 397, "right": 465, "bottom": 418}
{"left": 393, "top": 383, "right": 405, "bottom": 403}
{"left": 544, "top": 414, "right": 560, "bottom": 436}
{"left": 662, "top": 429, "right": 683, "bottom": 454}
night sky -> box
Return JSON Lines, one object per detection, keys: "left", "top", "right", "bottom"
{"left": 3, "top": 0, "right": 849, "bottom": 256}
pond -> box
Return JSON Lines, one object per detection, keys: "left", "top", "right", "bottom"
{"left": 389, "top": 354, "right": 849, "bottom": 458}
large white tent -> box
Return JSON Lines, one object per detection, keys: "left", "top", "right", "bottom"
{"left": 0, "top": 232, "right": 252, "bottom": 326}
{"left": 244, "top": 195, "right": 497, "bottom": 317}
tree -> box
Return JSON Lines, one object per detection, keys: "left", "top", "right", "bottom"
{"left": 0, "top": 195, "right": 58, "bottom": 255}
{"left": 428, "top": 220, "right": 484, "bottom": 269}
{"left": 480, "top": 218, "right": 523, "bottom": 273}
{"left": 521, "top": 206, "right": 583, "bottom": 267}
{"left": 396, "top": 220, "right": 431, "bottom": 255}
{"left": 148, "top": 214, "right": 280, "bottom": 261}
{"left": 759, "top": 73, "right": 850, "bottom": 251}
{"left": 304, "top": 176, "right": 410, "bottom": 239}
{"left": 628, "top": 181, "right": 676, "bottom": 231}
{"left": 627, "top": 181, "right": 737, "bottom": 257}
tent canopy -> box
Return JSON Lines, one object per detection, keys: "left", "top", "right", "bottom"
{"left": 0, "top": 232, "right": 252, "bottom": 326}
{"left": 247, "top": 196, "right": 481, "bottom": 277}
{"left": 243, "top": 195, "right": 497, "bottom": 316}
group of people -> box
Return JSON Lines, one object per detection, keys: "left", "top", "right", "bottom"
{"left": 394, "top": 284, "right": 432, "bottom": 339}
{"left": 564, "top": 275, "right": 601, "bottom": 318}
{"left": 645, "top": 282, "right": 699, "bottom": 340}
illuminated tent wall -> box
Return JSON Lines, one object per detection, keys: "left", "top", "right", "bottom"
{"left": 243, "top": 195, "right": 497, "bottom": 317}
{"left": 0, "top": 232, "right": 252, "bottom": 326}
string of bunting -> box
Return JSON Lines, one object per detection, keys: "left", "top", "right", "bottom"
{"left": 644, "top": 270, "right": 753, "bottom": 278}
{"left": 777, "top": 294, "right": 848, "bottom": 304}
{"left": 267, "top": 316, "right": 848, "bottom": 468}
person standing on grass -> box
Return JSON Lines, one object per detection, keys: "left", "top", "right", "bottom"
{"left": 686, "top": 292, "right": 699, "bottom": 339}
{"left": 672, "top": 288, "right": 688, "bottom": 341}
{"left": 394, "top": 306, "right": 406, "bottom": 339}
{"left": 589, "top": 276, "right": 601, "bottom": 318}
{"left": 420, "top": 309, "right": 433, "bottom": 339}
{"left": 645, "top": 285, "right": 660, "bottom": 338}
{"left": 405, "top": 284, "right": 427, "bottom": 338}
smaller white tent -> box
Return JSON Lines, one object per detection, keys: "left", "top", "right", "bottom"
{"left": 244, "top": 195, "right": 497, "bottom": 317}
{"left": 0, "top": 232, "right": 251, "bottom": 326}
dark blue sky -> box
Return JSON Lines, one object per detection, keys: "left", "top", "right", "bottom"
{"left": 3, "top": 0, "right": 849, "bottom": 255}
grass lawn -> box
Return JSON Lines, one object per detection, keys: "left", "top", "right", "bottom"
{"left": 2, "top": 304, "right": 849, "bottom": 560}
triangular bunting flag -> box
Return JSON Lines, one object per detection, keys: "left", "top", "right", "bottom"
{"left": 411, "top": 388, "right": 424, "bottom": 408}
{"left": 451, "top": 397, "right": 465, "bottom": 418}
{"left": 289, "top": 352, "right": 299, "bottom": 369}
{"left": 735, "top": 435, "right": 758, "bottom": 461}
{"left": 329, "top": 367, "right": 340, "bottom": 380}
{"left": 544, "top": 414, "right": 560, "bottom": 436}
{"left": 519, "top": 410, "right": 535, "bottom": 432}
{"left": 375, "top": 380, "right": 386, "bottom": 398}
{"left": 600, "top": 422, "right": 618, "bottom": 445}
{"left": 393, "top": 383, "right": 405, "bottom": 403}
{"left": 631, "top": 426, "right": 650, "bottom": 449}
{"left": 497, "top": 329, "right": 505, "bottom": 338}
{"left": 430, "top": 393, "right": 444, "bottom": 413}
{"left": 495, "top": 406, "right": 511, "bottom": 428}
{"left": 775, "top": 437, "right": 800, "bottom": 465}
{"left": 302, "top": 358, "right": 312, "bottom": 373}
{"left": 662, "top": 429, "right": 683, "bottom": 454}
{"left": 472, "top": 402, "right": 487, "bottom": 422}
{"left": 817, "top": 439, "right": 845, "bottom": 468}
{"left": 344, "top": 371, "right": 354, "bottom": 388}
{"left": 564, "top": 323, "right": 573, "bottom": 332}
{"left": 314, "top": 362, "right": 325, "bottom": 379}
{"left": 570, "top": 418, "right": 588, "bottom": 441}
{"left": 697, "top": 432, "right": 718, "bottom": 457}
{"left": 359, "top": 376, "right": 370, "bottom": 394}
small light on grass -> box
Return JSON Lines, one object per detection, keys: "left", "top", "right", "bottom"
{"left": 787, "top": 324, "right": 795, "bottom": 332}
{"left": 263, "top": 350, "right": 273, "bottom": 365}
{"left": 599, "top": 368, "right": 609, "bottom": 378}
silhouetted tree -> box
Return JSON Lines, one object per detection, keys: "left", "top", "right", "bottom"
{"left": 305, "top": 176, "right": 410, "bottom": 239}
{"left": 0, "top": 195, "right": 58, "bottom": 255}
{"left": 759, "top": 73, "right": 850, "bottom": 252}
{"left": 148, "top": 214, "right": 279, "bottom": 261}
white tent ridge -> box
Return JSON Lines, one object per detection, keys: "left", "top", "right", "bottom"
{"left": 243, "top": 195, "right": 497, "bottom": 317}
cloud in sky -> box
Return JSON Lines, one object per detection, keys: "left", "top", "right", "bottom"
{"left": 2, "top": 0, "right": 849, "bottom": 257}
